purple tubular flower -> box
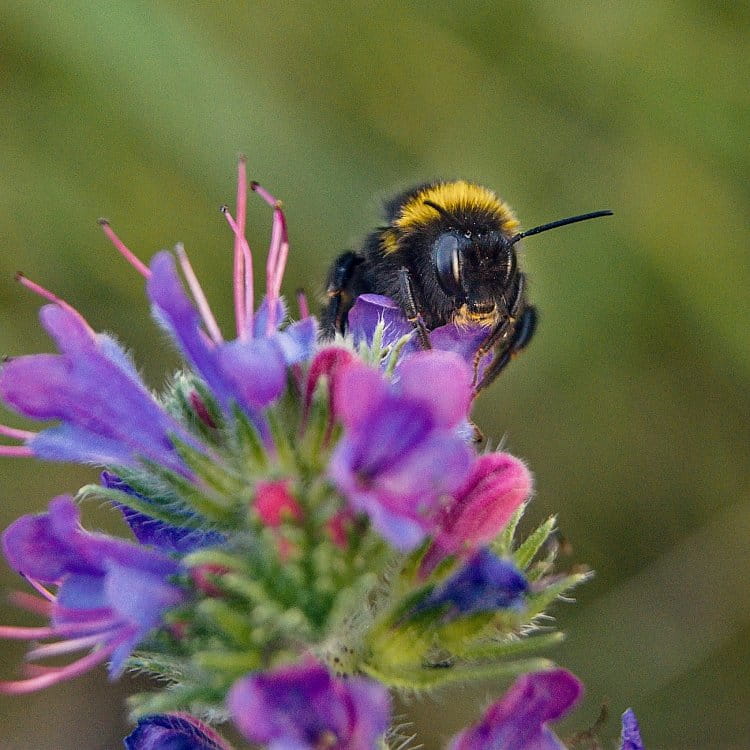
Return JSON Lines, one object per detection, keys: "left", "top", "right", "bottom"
{"left": 418, "top": 548, "right": 528, "bottom": 618}
{"left": 346, "top": 294, "right": 494, "bottom": 379}
{"left": 328, "top": 351, "right": 474, "bottom": 550}
{"left": 148, "top": 252, "right": 316, "bottom": 417}
{"left": 449, "top": 669, "right": 584, "bottom": 750}
{"left": 620, "top": 708, "right": 645, "bottom": 750}
{"left": 124, "top": 713, "right": 233, "bottom": 750}
{"left": 101, "top": 472, "right": 225, "bottom": 554}
{"left": 0, "top": 496, "right": 185, "bottom": 692}
{"left": 228, "top": 661, "right": 390, "bottom": 750}
{"left": 0, "top": 304, "right": 191, "bottom": 472}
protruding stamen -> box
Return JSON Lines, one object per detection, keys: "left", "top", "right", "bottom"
{"left": 0, "top": 424, "right": 34, "bottom": 441}
{"left": 296, "top": 288, "right": 310, "bottom": 319}
{"left": 98, "top": 219, "right": 151, "bottom": 278}
{"left": 15, "top": 274, "right": 94, "bottom": 336}
{"left": 175, "top": 244, "right": 223, "bottom": 344}
{"left": 251, "top": 181, "right": 289, "bottom": 335}
{"left": 23, "top": 577, "right": 56, "bottom": 602}
{"left": 0, "top": 446, "right": 32, "bottom": 457}
{"left": 8, "top": 591, "right": 53, "bottom": 615}
{"left": 26, "top": 631, "right": 121, "bottom": 660}
{"left": 0, "top": 629, "right": 130, "bottom": 694}
{"left": 222, "top": 205, "right": 254, "bottom": 339}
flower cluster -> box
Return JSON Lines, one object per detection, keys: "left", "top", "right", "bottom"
{"left": 0, "top": 160, "right": 643, "bottom": 749}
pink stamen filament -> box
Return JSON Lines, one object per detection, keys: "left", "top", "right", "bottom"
{"left": 175, "top": 244, "right": 223, "bottom": 344}
{"left": 98, "top": 219, "right": 151, "bottom": 279}
{"left": 14, "top": 274, "right": 95, "bottom": 336}
{"left": 251, "top": 182, "right": 290, "bottom": 335}
{"left": 0, "top": 628, "right": 133, "bottom": 694}
{"left": 8, "top": 591, "right": 54, "bottom": 615}
{"left": 24, "top": 577, "right": 57, "bottom": 602}
{"left": 0, "top": 615, "right": 120, "bottom": 641}
{"left": 0, "top": 446, "right": 32, "bottom": 457}
{"left": 0, "top": 424, "right": 35, "bottom": 441}
{"left": 223, "top": 206, "right": 254, "bottom": 338}
{"left": 235, "top": 157, "right": 252, "bottom": 336}
{"left": 296, "top": 289, "right": 310, "bottom": 319}
{"left": 26, "top": 630, "right": 122, "bottom": 660}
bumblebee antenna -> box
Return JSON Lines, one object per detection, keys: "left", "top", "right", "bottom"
{"left": 510, "top": 210, "right": 613, "bottom": 245}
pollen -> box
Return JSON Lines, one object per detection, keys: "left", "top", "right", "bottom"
{"left": 394, "top": 180, "right": 520, "bottom": 238}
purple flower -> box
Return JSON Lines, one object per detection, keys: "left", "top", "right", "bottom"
{"left": 422, "top": 452, "right": 532, "bottom": 573}
{"left": 328, "top": 350, "right": 474, "bottom": 550}
{"left": 148, "top": 251, "right": 316, "bottom": 417}
{"left": 0, "top": 303, "right": 192, "bottom": 473}
{"left": 124, "top": 713, "right": 233, "bottom": 750}
{"left": 449, "top": 669, "right": 583, "bottom": 750}
{"left": 620, "top": 708, "right": 645, "bottom": 750}
{"left": 417, "top": 548, "right": 528, "bottom": 618}
{"left": 101, "top": 472, "right": 225, "bottom": 554}
{"left": 228, "top": 661, "right": 390, "bottom": 750}
{"left": 0, "top": 496, "right": 185, "bottom": 693}
{"left": 346, "top": 294, "right": 494, "bottom": 381}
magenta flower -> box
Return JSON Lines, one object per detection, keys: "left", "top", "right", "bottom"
{"left": 449, "top": 669, "right": 583, "bottom": 750}
{"left": 228, "top": 661, "right": 390, "bottom": 750}
{"left": 417, "top": 548, "right": 528, "bottom": 618}
{"left": 422, "top": 452, "right": 532, "bottom": 572}
{"left": 124, "top": 713, "right": 233, "bottom": 750}
{"left": 327, "top": 350, "right": 474, "bottom": 550}
{"left": 0, "top": 496, "right": 185, "bottom": 693}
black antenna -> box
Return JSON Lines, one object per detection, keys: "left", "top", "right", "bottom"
{"left": 509, "top": 210, "right": 613, "bottom": 245}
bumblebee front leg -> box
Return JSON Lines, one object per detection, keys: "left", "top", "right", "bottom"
{"left": 476, "top": 305, "right": 537, "bottom": 392}
{"left": 321, "top": 251, "right": 365, "bottom": 337}
{"left": 398, "top": 266, "right": 432, "bottom": 350}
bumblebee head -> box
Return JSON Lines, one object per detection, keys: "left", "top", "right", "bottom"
{"left": 380, "top": 180, "right": 612, "bottom": 327}
{"left": 381, "top": 180, "right": 522, "bottom": 326}
{"left": 430, "top": 225, "right": 518, "bottom": 326}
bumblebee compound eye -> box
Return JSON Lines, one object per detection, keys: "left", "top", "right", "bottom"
{"left": 433, "top": 233, "right": 463, "bottom": 299}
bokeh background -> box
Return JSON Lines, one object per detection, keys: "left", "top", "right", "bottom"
{"left": 1, "top": 2, "right": 748, "bottom": 748}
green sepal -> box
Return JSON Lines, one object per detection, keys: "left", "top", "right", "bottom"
{"left": 126, "top": 652, "right": 194, "bottom": 683}
{"left": 384, "top": 332, "right": 414, "bottom": 377}
{"left": 128, "top": 683, "right": 224, "bottom": 720}
{"left": 164, "top": 373, "right": 225, "bottom": 441}
{"left": 194, "top": 598, "right": 256, "bottom": 647}
{"left": 362, "top": 656, "right": 556, "bottom": 691}
{"left": 510, "top": 514, "right": 557, "bottom": 571}
{"left": 525, "top": 570, "right": 592, "bottom": 619}
{"left": 138, "top": 457, "right": 237, "bottom": 524}
{"left": 191, "top": 649, "right": 260, "bottom": 678}
{"left": 456, "top": 630, "right": 565, "bottom": 662}
{"left": 76, "top": 483, "right": 208, "bottom": 531}
{"left": 230, "top": 405, "right": 268, "bottom": 471}
{"left": 171, "top": 436, "right": 244, "bottom": 500}
{"left": 266, "top": 407, "right": 297, "bottom": 471}
{"left": 494, "top": 501, "right": 528, "bottom": 557}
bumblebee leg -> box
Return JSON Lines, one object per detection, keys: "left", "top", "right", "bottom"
{"left": 472, "top": 273, "right": 527, "bottom": 385}
{"left": 321, "top": 251, "right": 365, "bottom": 337}
{"left": 398, "top": 266, "right": 432, "bottom": 350}
{"left": 476, "top": 305, "right": 537, "bottom": 392}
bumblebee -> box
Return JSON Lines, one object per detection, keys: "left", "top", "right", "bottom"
{"left": 322, "top": 180, "right": 611, "bottom": 391}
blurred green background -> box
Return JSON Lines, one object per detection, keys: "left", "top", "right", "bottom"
{"left": 1, "top": 1, "right": 748, "bottom": 748}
